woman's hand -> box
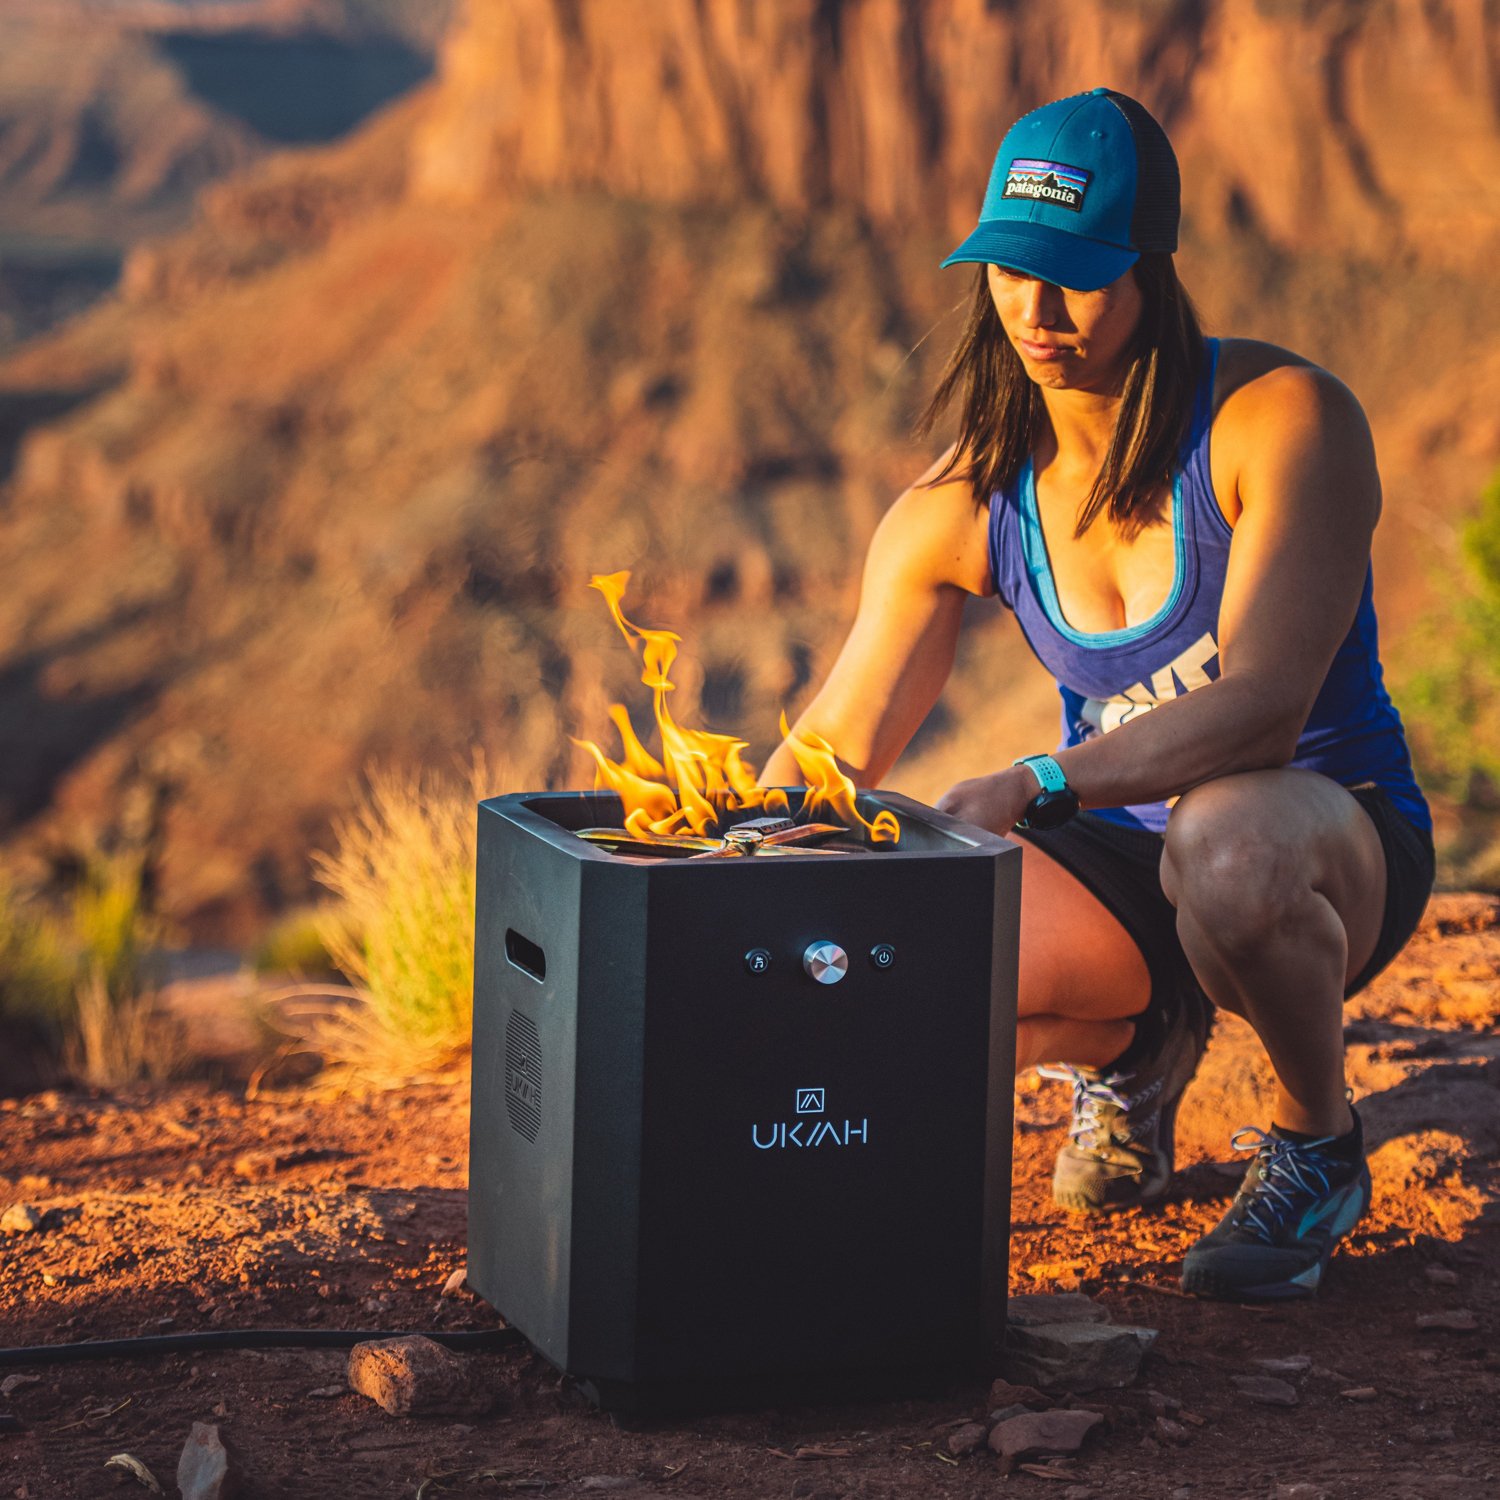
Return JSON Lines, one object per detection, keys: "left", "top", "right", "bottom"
{"left": 936, "top": 766, "right": 1037, "bottom": 834}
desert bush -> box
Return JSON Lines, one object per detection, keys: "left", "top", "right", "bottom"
{"left": 0, "top": 878, "right": 74, "bottom": 1033}
{"left": 0, "top": 856, "right": 178, "bottom": 1087}
{"left": 308, "top": 759, "right": 492, "bottom": 1075}
{"left": 64, "top": 964, "right": 184, "bottom": 1089}
{"left": 250, "top": 904, "right": 343, "bottom": 978}
{"left": 1399, "top": 473, "right": 1500, "bottom": 805}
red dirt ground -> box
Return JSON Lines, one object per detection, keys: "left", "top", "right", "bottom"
{"left": 1, "top": 895, "right": 1497, "bottom": 1499}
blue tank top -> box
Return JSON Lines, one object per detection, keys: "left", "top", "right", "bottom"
{"left": 987, "top": 338, "right": 1431, "bottom": 833}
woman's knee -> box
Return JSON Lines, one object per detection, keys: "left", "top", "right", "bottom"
{"left": 1161, "top": 775, "right": 1309, "bottom": 950}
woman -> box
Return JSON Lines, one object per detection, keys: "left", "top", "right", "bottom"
{"left": 759, "top": 88, "right": 1434, "bottom": 1301}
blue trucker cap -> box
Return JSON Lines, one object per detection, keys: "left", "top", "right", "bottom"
{"left": 941, "top": 88, "right": 1180, "bottom": 292}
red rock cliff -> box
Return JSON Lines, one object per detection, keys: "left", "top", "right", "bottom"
{"left": 413, "top": 0, "right": 1500, "bottom": 266}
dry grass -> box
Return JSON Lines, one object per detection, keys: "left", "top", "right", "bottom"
{"left": 64, "top": 963, "right": 186, "bottom": 1089}
{"left": 304, "top": 755, "right": 504, "bottom": 1080}
{"left": 1, "top": 854, "right": 184, "bottom": 1087}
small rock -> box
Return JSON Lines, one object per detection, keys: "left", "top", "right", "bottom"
{"left": 440, "top": 1267, "right": 468, "bottom": 1298}
{"left": 1024, "top": 1260, "right": 1087, "bottom": 1291}
{"left": 1272, "top": 1485, "right": 1327, "bottom": 1500}
{"left": 1254, "top": 1355, "right": 1311, "bottom": 1375}
{"left": 945, "top": 1422, "right": 988, "bottom": 1456}
{"left": 231, "top": 1152, "right": 279, "bottom": 1182}
{"left": 1422, "top": 1265, "right": 1459, "bottom": 1287}
{"left": 305, "top": 1386, "right": 344, "bottom": 1399}
{"left": 0, "top": 1204, "right": 42, "bottom": 1234}
{"left": 988, "top": 1378, "right": 1047, "bottom": 1407}
{"left": 1154, "top": 1416, "right": 1189, "bottom": 1445}
{"left": 103, "top": 1454, "right": 163, "bottom": 1493}
{"left": 788, "top": 1481, "right": 842, "bottom": 1500}
{"left": 176, "top": 1422, "right": 233, "bottom": 1500}
{"left": 1170, "top": 1488, "right": 1191, "bottom": 1500}
{"left": 1145, "top": 1389, "right": 1180, "bottom": 1416}
{"left": 1003, "top": 1321, "right": 1157, "bottom": 1392}
{"left": 1415, "top": 1309, "right": 1478, "bottom": 1332}
{"left": 1, "top": 1374, "right": 40, "bottom": 1397}
{"left": 988, "top": 1408, "right": 1103, "bottom": 1460}
{"left": 347, "top": 1335, "right": 494, "bottom": 1417}
{"left": 1231, "top": 1375, "right": 1298, "bottom": 1408}
{"left": 989, "top": 1402, "right": 1033, "bottom": 1423}
{"left": 1006, "top": 1293, "right": 1110, "bottom": 1328}
{"left": 1406, "top": 1424, "right": 1455, "bottom": 1445}
{"left": 1340, "top": 1386, "right": 1378, "bottom": 1401}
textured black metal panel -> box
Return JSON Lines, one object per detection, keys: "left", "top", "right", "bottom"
{"left": 468, "top": 805, "right": 584, "bottom": 1368}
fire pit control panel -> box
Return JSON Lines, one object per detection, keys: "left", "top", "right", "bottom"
{"left": 743, "top": 940, "right": 897, "bottom": 979}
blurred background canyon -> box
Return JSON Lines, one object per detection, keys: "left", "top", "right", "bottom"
{"left": 2, "top": 0, "right": 1498, "bottom": 946}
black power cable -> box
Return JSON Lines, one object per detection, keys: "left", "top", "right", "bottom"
{"left": 0, "top": 1327, "right": 522, "bottom": 1366}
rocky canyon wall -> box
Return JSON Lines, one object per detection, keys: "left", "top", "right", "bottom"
{"left": 414, "top": 0, "right": 1500, "bottom": 267}
{"left": 1, "top": 0, "right": 1497, "bottom": 938}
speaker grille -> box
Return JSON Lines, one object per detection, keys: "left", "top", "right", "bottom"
{"left": 504, "top": 1009, "right": 542, "bottom": 1142}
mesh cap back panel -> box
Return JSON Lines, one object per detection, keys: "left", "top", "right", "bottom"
{"left": 1106, "top": 91, "right": 1179, "bottom": 252}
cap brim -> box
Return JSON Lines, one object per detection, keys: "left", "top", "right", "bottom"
{"left": 940, "top": 221, "right": 1138, "bottom": 293}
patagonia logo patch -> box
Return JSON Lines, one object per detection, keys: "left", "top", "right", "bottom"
{"left": 1003, "top": 158, "right": 1091, "bottom": 211}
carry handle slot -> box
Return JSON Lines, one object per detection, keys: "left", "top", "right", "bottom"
{"left": 505, "top": 928, "right": 547, "bottom": 983}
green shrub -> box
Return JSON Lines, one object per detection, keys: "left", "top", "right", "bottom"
{"left": 0, "top": 879, "right": 75, "bottom": 1033}
{"left": 0, "top": 856, "right": 176, "bottom": 1086}
{"left": 1400, "top": 473, "right": 1500, "bottom": 805}
{"left": 250, "top": 905, "right": 344, "bottom": 979}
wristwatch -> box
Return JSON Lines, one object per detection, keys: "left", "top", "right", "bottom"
{"left": 1012, "top": 754, "right": 1080, "bottom": 830}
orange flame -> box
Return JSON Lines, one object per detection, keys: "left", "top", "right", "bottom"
{"left": 779, "top": 713, "right": 900, "bottom": 844}
{"left": 573, "top": 572, "right": 887, "bottom": 840}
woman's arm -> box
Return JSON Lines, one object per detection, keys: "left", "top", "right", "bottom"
{"left": 761, "top": 460, "right": 990, "bottom": 787}
{"left": 938, "top": 363, "right": 1382, "bottom": 830}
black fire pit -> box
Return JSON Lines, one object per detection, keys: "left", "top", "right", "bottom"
{"left": 468, "top": 789, "right": 1021, "bottom": 1412}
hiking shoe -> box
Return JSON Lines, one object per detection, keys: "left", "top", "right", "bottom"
{"left": 1039, "top": 993, "right": 1210, "bottom": 1213}
{"left": 1180, "top": 1115, "right": 1371, "bottom": 1301}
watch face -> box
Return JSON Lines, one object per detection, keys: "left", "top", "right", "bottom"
{"left": 1027, "top": 788, "right": 1080, "bottom": 830}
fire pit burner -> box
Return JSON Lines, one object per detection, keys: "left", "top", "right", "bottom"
{"left": 468, "top": 787, "right": 1021, "bottom": 1413}
{"left": 575, "top": 815, "right": 852, "bottom": 858}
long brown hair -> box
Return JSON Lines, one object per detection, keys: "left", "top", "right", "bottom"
{"left": 916, "top": 254, "right": 1205, "bottom": 539}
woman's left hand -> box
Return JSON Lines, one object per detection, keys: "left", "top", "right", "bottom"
{"left": 936, "top": 766, "right": 1038, "bottom": 834}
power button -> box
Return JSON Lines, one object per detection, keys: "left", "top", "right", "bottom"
{"left": 870, "top": 943, "right": 896, "bottom": 970}
{"left": 744, "top": 948, "right": 772, "bottom": 976}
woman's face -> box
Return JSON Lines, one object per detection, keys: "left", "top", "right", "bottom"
{"left": 986, "top": 262, "right": 1143, "bottom": 392}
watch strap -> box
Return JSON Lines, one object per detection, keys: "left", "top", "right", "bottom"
{"left": 1013, "top": 753, "right": 1068, "bottom": 795}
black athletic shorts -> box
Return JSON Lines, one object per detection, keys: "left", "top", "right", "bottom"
{"left": 1012, "top": 782, "right": 1436, "bottom": 1033}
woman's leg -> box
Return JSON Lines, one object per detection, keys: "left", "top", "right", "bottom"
{"left": 1160, "top": 768, "right": 1385, "bottom": 1138}
{"left": 1016, "top": 838, "right": 1152, "bottom": 1074}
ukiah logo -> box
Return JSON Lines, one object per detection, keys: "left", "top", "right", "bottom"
{"left": 752, "top": 1086, "right": 870, "bottom": 1150}
{"left": 1002, "top": 158, "right": 1091, "bottom": 212}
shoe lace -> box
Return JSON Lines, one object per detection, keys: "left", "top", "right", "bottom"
{"left": 1037, "top": 1065, "right": 1132, "bottom": 1149}
{"left": 1228, "top": 1126, "right": 1337, "bottom": 1242}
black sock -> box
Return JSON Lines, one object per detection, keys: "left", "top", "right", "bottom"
{"left": 1273, "top": 1109, "right": 1363, "bottom": 1165}
{"left": 1103, "top": 1000, "right": 1165, "bottom": 1075}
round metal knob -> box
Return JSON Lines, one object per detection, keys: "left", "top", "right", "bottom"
{"left": 802, "top": 941, "right": 848, "bottom": 985}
